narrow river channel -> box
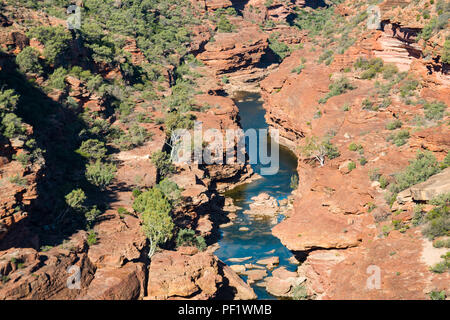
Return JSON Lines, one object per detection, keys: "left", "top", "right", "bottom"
{"left": 215, "top": 91, "right": 299, "bottom": 299}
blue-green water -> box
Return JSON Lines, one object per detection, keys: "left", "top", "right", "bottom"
{"left": 215, "top": 92, "right": 299, "bottom": 299}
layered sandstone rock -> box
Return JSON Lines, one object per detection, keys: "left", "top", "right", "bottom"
{"left": 147, "top": 249, "right": 256, "bottom": 299}
{"left": 259, "top": 4, "right": 449, "bottom": 298}
{"left": 197, "top": 27, "right": 269, "bottom": 75}
{"left": 396, "top": 167, "right": 450, "bottom": 202}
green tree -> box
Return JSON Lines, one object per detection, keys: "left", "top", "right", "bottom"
{"left": 298, "top": 136, "right": 340, "bottom": 166}
{"left": 27, "top": 25, "right": 72, "bottom": 65}
{"left": 65, "top": 189, "right": 86, "bottom": 211}
{"left": 15, "top": 47, "right": 43, "bottom": 74}
{"left": 85, "top": 160, "right": 117, "bottom": 190}
{"left": 151, "top": 151, "right": 175, "bottom": 178}
{"left": 133, "top": 188, "right": 174, "bottom": 257}
{"left": 1, "top": 113, "right": 26, "bottom": 138}
{"left": 48, "top": 67, "right": 68, "bottom": 90}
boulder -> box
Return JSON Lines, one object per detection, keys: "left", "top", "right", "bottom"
{"left": 220, "top": 262, "right": 257, "bottom": 300}
{"left": 147, "top": 250, "right": 222, "bottom": 300}
{"left": 410, "top": 168, "right": 450, "bottom": 201}
{"left": 244, "top": 193, "right": 279, "bottom": 216}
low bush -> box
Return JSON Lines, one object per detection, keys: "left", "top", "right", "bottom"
{"left": 387, "top": 130, "right": 410, "bottom": 147}
{"left": 176, "top": 228, "right": 206, "bottom": 251}
{"left": 319, "top": 77, "right": 356, "bottom": 104}
{"left": 423, "top": 101, "right": 447, "bottom": 120}
{"left": 422, "top": 193, "right": 449, "bottom": 240}
{"left": 76, "top": 139, "right": 107, "bottom": 160}
{"left": 85, "top": 161, "right": 117, "bottom": 190}
{"left": 389, "top": 150, "right": 441, "bottom": 196}
{"left": 386, "top": 119, "right": 402, "bottom": 130}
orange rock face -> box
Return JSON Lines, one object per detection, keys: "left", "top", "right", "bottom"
{"left": 147, "top": 249, "right": 256, "bottom": 300}
{"left": 261, "top": 16, "right": 449, "bottom": 298}
{"left": 197, "top": 26, "right": 269, "bottom": 75}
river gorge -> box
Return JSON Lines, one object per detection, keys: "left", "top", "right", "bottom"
{"left": 216, "top": 91, "right": 299, "bottom": 299}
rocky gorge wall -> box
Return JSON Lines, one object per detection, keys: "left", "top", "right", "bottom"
{"left": 0, "top": 0, "right": 448, "bottom": 301}
{"left": 259, "top": 0, "right": 450, "bottom": 299}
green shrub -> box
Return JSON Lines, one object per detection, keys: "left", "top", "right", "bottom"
{"left": 423, "top": 101, "right": 447, "bottom": 120}
{"left": 76, "top": 139, "right": 107, "bottom": 160}
{"left": 1, "top": 113, "right": 26, "bottom": 138}
{"left": 291, "top": 64, "right": 305, "bottom": 74}
{"left": 117, "top": 207, "right": 130, "bottom": 218}
{"left": 369, "top": 168, "right": 381, "bottom": 181}
{"left": 217, "top": 15, "right": 235, "bottom": 33}
{"left": 176, "top": 228, "right": 206, "bottom": 251}
{"left": 65, "top": 189, "right": 86, "bottom": 211}
{"left": 292, "top": 284, "right": 309, "bottom": 300}
{"left": 269, "top": 36, "right": 291, "bottom": 61}
{"left": 151, "top": 151, "right": 175, "bottom": 178}
{"left": 354, "top": 57, "right": 384, "bottom": 79}
{"left": 27, "top": 25, "right": 72, "bottom": 65}
{"left": 9, "top": 174, "right": 28, "bottom": 186}
{"left": 400, "top": 78, "right": 419, "bottom": 98}
{"left": 429, "top": 290, "right": 446, "bottom": 300}
{"left": 348, "top": 142, "right": 363, "bottom": 152}
{"left": 386, "top": 119, "right": 402, "bottom": 130}
{"left": 379, "top": 176, "right": 389, "bottom": 189}
{"left": 442, "top": 39, "right": 450, "bottom": 64}
{"left": 85, "top": 161, "right": 117, "bottom": 190}
{"left": 433, "top": 239, "right": 450, "bottom": 248}
{"left": 348, "top": 161, "right": 356, "bottom": 172}
{"left": 422, "top": 193, "right": 449, "bottom": 240}
{"left": 441, "top": 151, "right": 450, "bottom": 169}
{"left": 381, "top": 64, "right": 399, "bottom": 79}
{"left": 412, "top": 205, "right": 426, "bottom": 226}
{"left": 319, "top": 77, "right": 356, "bottom": 104}
{"left": 0, "top": 88, "right": 19, "bottom": 113}
{"left": 361, "top": 98, "right": 375, "bottom": 110}
{"left": 298, "top": 136, "right": 340, "bottom": 166}
{"left": 156, "top": 178, "right": 182, "bottom": 205}
{"left": 87, "top": 230, "right": 98, "bottom": 246}
{"left": 318, "top": 50, "right": 334, "bottom": 65}
{"left": 164, "top": 112, "right": 195, "bottom": 137}
{"left": 15, "top": 47, "right": 43, "bottom": 74}
{"left": 430, "top": 261, "right": 448, "bottom": 273}
{"left": 48, "top": 67, "right": 67, "bottom": 90}
{"left": 324, "top": 140, "right": 340, "bottom": 160}
{"left": 389, "top": 150, "right": 441, "bottom": 196}
{"left": 117, "top": 124, "right": 152, "bottom": 150}
{"left": 85, "top": 205, "right": 101, "bottom": 227}
{"left": 387, "top": 129, "right": 410, "bottom": 146}
{"left": 132, "top": 188, "right": 142, "bottom": 198}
